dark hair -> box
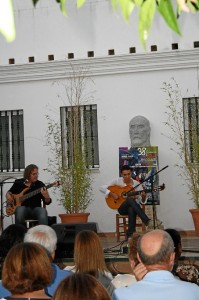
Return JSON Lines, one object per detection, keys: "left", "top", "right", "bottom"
{"left": 23, "top": 164, "right": 38, "bottom": 180}
{"left": 52, "top": 273, "right": 111, "bottom": 300}
{"left": 165, "top": 229, "right": 181, "bottom": 249}
{"left": 1, "top": 224, "right": 27, "bottom": 246}
{"left": 2, "top": 242, "right": 53, "bottom": 294}
{"left": 120, "top": 165, "right": 131, "bottom": 173}
{"left": 0, "top": 224, "right": 27, "bottom": 264}
{"left": 0, "top": 224, "right": 27, "bottom": 278}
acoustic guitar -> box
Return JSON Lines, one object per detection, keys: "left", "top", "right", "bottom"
{"left": 106, "top": 183, "right": 165, "bottom": 210}
{"left": 6, "top": 180, "right": 61, "bottom": 216}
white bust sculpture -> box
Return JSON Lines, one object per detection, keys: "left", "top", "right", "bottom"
{"left": 129, "top": 115, "right": 151, "bottom": 147}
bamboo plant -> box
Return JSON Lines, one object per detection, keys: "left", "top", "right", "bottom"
{"left": 162, "top": 78, "right": 199, "bottom": 209}
{"left": 45, "top": 66, "right": 94, "bottom": 213}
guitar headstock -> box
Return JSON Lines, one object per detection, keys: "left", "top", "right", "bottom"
{"left": 158, "top": 183, "right": 165, "bottom": 191}
{"left": 53, "top": 180, "right": 63, "bottom": 187}
{"left": 153, "top": 183, "right": 165, "bottom": 192}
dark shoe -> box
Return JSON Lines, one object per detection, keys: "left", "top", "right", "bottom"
{"left": 146, "top": 219, "right": 154, "bottom": 229}
{"left": 145, "top": 219, "right": 150, "bottom": 226}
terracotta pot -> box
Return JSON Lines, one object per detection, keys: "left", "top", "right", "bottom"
{"left": 59, "top": 213, "right": 90, "bottom": 223}
{"left": 189, "top": 209, "right": 199, "bottom": 236}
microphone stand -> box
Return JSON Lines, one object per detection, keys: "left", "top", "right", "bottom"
{"left": 142, "top": 165, "right": 168, "bottom": 229}
{"left": 129, "top": 165, "right": 168, "bottom": 229}
{"left": 149, "top": 169, "right": 157, "bottom": 229}
{"left": 0, "top": 177, "right": 16, "bottom": 232}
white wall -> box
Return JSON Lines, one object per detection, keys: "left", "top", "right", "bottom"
{"left": 0, "top": 0, "right": 199, "bottom": 232}
{"left": 1, "top": 0, "right": 199, "bottom": 63}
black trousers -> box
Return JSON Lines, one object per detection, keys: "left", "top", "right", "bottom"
{"left": 118, "top": 198, "right": 150, "bottom": 238}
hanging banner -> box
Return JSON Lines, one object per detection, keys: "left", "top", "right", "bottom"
{"left": 119, "top": 146, "right": 160, "bottom": 205}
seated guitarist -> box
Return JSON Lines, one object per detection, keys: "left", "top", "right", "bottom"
{"left": 6, "top": 164, "right": 52, "bottom": 226}
{"left": 100, "top": 165, "right": 152, "bottom": 240}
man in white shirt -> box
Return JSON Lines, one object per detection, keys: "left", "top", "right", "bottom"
{"left": 100, "top": 165, "right": 151, "bottom": 239}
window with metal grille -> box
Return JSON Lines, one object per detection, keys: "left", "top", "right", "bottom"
{"left": 183, "top": 97, "right": 199, "bottom": 163}
{"left": 0, "top": 110, "right": 25, "bottom": 172}
{"left": 60, "top": 104, "right": 99, "bottom": 168}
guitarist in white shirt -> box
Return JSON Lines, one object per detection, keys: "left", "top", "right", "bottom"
{"left": 6, "top": 164, "right": 52, "bottom": 226}
{"left": 100, "top": 165, "right": 152, "bottom": 240}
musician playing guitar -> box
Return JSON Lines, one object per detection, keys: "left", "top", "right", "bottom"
{"left": 100, "top": 165, "right": 152, "bottom": 240}
{"left": 6, "top": 164, "right": 52, "bottom": 226}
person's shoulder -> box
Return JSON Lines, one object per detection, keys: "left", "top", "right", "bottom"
{"left": 133, "top": 178, "right": 140, "bottom": 184}
{"left": 14, "top": 178, "right": 24, "bottom": 184}
{"left": 97, "top": 272, "right": 112, "bottom": 285}
{"left": 112, "top": 274, "right": 136, "bottom": 288}
{"left": 52, "top": 263, "right": 73, "bottom": 276}
{"left": 112, "top": 283, "right": 135, "bottom": 300}
{"left": 64, "top": 265, "right": 76, "bottom": 272}
{"left": 35, "top": 180, "right": 45, "bottom": 187}
{"left": 0, "top": 280, "right": 11, "bottom": 297}
{"left": 175, "top": 264, "right": 199, "bottom": 285}
{"left": 176, "top": 277, "right": 199, "bottom": 288}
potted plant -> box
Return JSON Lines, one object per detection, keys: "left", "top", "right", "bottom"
{"left": 162, "top": 78, "right": 199, "bottom": 235}
{"left": 45, "top": 66, "right": 94, "bottom": 223}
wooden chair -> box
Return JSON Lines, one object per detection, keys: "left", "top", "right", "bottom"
{"left": 116, "top": 205, "right": 146, "bottom": 242}
{"left": 24, "top": 216, "right": 57, "bottom": 229}
{"left": 25, "top": 219, "right": 38, "bottom": 229}
{"left": 24, "top": 201, "right": 46, "bottom": 229}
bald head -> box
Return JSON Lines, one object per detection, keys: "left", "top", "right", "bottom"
{"left": 129, "top": 115, "right": 151, "bottom": 147}
{"left": 137, "top": 230, "right": 174, "bottom": 268}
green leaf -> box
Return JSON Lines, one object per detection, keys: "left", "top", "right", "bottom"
{"left": 193, "top": 0, "right": 199, "bottom": 10}
{"left": 158, "top": 0, "right": 181, "bottom": 35}
{"left": 118, "top": 0, "right": 135, "bottom": 20}
{"left": 77, "top": 0, "right": 86, "bottom": 9}
{"left": 134, "top": 0, "right": 144, "bottom": 6}
{"left": 176, "top": 5, "right": 182, "bottom": 18}
{"left": 32, "top": 0, "right": 40, "bottom": 6}
{"left": 111, "top": 0, "right": 119, "bottom": 11}
{"left": 187, "top": 0, "right": 199, "bottom": 12}
{"left": 139, "top": 0, "right": 156, "bottom": 49}
{"left": 59, "top": 0, "right": 67, "bottom": 16}
{"left": 0, "top": 0, "right": 16, "bottom": 42}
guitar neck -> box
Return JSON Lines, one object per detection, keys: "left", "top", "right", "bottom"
{"left": 124, "top": 189, "right": 151, "bottom": 197}
{"left": 19, "top": 183, "right": 53, "bottom": 202}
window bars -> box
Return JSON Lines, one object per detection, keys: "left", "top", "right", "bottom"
{"left": 0, "top": 110, "right": 25, "bottom": 172}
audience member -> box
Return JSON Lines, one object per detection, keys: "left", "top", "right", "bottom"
{"left": 112, "top": 229, "right": 199, "bottom": 300}
{"left": 64, "top": 230, "right": 114, "bottom": 296}
{"left": 0, "top": 224, "right": 27, "bottom": 277}
{"left": 165, "top": 228, "right": 199, "bottom": 285}
{"left": 52, "top": 273, "right": 111, "bottom": 300}
{"left": 111, "top": 233, "right": 140, "bottom": 288}
{"left": 1, "top": 242, "right": 53, "bottom": 299}
{"left": 24, "top": 225, "right": 72, "bottom": 296}
{"left": 0, "top": 225, "right": 72, "bottom": 298}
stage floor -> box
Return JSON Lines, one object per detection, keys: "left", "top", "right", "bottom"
{"left": 101, "top": 234, "right": 199, "bottom": 254}
{"left": 57, "top": 233, "right": 199, "bottom": 275}
{"left": 102, "top": 234, "right": 199, "bottom": 274}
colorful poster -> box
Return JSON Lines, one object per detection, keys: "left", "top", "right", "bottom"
{"left": 119, "top": 146, "right": 160, "bottom": 205}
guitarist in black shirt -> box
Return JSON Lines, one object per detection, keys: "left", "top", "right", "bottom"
{"left": 6, "top": 164, "right": 52, "bottom": 226}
